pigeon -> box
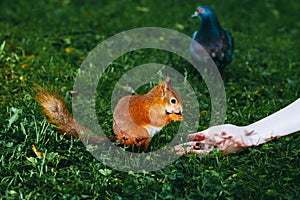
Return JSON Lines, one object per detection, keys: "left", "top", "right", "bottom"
{"left": 190, "top": 6, "right": 234, "bottom": 70}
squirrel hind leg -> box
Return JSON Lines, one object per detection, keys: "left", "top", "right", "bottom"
{"left": 113, "top": 120, "right": 150, "bottom": 151}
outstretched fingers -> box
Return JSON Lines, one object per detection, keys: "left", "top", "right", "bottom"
{"left": 174, "top": 124, "right": 248, "bottom": 156}
{"left": 188, "top": 132, "right": 207, "bottom": 141}
{"left": 174, "top": 140, "right": 215, "bottom": 156}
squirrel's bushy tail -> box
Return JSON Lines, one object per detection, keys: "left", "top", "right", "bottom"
{"left": 35, "top": 86, "right": 107, "bottom": 144}
{"left": 36, "top": 87, "right": 107, "bottom": 144}
{"left": 35, "top": 86, "right": 85, "bottom": 138}
{"left": 37, "top": 87, "right": 110, "bottom": 142}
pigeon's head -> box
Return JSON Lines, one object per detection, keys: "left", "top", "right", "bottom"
{"left": 192, "top": 6, "right": 215, "bottom": 19}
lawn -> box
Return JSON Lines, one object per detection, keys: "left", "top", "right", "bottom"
{"left": 1, "top": 0, "right": 300, "bottom": 199}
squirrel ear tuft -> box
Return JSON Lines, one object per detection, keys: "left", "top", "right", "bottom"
{"left": 161, "top": 78, "right": 171, "bottom": 97}
{"left": 164, "top": 77, "right": 171, "bottom": 86}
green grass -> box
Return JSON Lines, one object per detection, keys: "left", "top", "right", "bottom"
{"left": 1, "top": 0, "right": 300, "bottom": 199}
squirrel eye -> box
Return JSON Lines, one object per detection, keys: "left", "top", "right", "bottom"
{"left": 170, "top": 97, "right": 177, "bottom": 104}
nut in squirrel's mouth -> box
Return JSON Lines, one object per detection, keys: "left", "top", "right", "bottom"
{"left": 165, "top": 110, "right": 182, "bottom": 116}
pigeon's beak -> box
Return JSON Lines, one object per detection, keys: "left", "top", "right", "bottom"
{"left": 192, "top": 11, "right": 199, "bottom": 17}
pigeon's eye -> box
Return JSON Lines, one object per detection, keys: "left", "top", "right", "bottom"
{"left": 199, "top": 8, "right": 205, "bottom": 13}
{"left": 170, "top": 97, "right": 177, "bottom": 104}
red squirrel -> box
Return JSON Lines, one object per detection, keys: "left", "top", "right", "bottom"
{"left": 36, "top": 78, "right": 183, "bottom": 151}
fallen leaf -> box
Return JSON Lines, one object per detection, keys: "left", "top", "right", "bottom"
{"left": 31, "top": 144, "right": 65, "bottom": 159}
{"left": 21, "top": 64, "right": 28, "bottom": 69}
{"left": 65, "top": 47, "right": 75, "bottom": 54}
{"left": 32, "top": 144, "right": 44, "bottom": 158}
{"left": 175, "top": 23, "right": 184, "bottom": 30}
{"left": 26, "top": 55, "right": 35, "bottom": 59}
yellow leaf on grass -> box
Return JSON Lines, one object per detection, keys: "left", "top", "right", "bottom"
{"left": 175, "top": 23, "right": 184, "bottom": 30}
{"left": 26, "top": 55, "right": 35, "bottom": 59}
{"left": 65, "top": 47, "right": 75, "bottom": 54}
{"left": 21, "top": 64, "right": 28, "bottom": 69}
{"left": 32, "top": 144, "right": 44, "bottom": 158}
{"left": 31, "top": 144, "right": 65, "bottom": 159}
